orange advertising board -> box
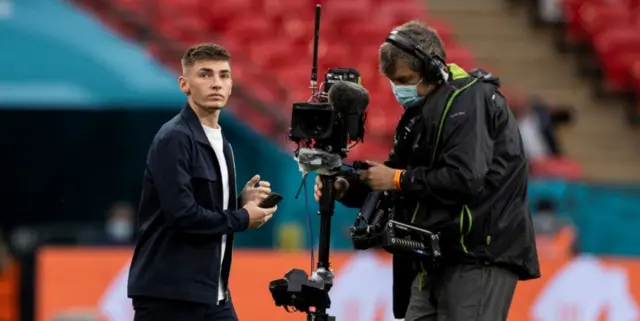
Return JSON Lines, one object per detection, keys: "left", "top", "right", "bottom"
{"left": 37, "top": 247, "right": 640, "bottom": 321}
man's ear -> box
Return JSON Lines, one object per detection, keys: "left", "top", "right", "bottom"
{"left": 178, "top": 76, "right": 190, "bottom": 95}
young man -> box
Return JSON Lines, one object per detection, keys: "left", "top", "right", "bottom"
{"left": 315, "top": 21, "right": 540, "bottom": 320}
{"left": 127, "top": 44, "right": 277, "bottom": 321}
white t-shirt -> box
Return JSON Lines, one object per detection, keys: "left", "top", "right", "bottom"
{"left": 518, "top": 114, "right": 550, "bottom": 160}
{"left": 202, "top": 124, "right": 230, "bottom": 302}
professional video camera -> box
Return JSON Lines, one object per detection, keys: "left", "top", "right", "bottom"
{"left": 268, "top": 4, "right": 370, "bottom": 321}
{"left": 349, "top": 191, "right": 442, "bottom": 261}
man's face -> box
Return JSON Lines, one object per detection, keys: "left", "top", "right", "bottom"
{"left": 179, "top": 59, "right": 232, "bottom": 111}
{"left": 388, "top": 60, "right": 432, "bottom": 97}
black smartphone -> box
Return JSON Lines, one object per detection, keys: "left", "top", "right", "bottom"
{"left": 258, "top": 193, "right": 283, "bottom": 208}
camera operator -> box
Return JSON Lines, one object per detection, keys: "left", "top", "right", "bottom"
{"left": 315, "top": 21, "right": 540, "bottom": 321}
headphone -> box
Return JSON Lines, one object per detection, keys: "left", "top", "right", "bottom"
{"left": 385, "top": 30, "right": 449, "bottom": 83}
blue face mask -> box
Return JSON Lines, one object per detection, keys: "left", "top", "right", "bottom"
{"left": 390, "top": 79, "right": 424, "bottom": 109}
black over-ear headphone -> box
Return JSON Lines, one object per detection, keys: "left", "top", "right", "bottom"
{"left": 385, "top": 30, "right": 448, "bottom": 83}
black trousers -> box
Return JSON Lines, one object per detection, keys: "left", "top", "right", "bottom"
{"left": 404, "top": 264, "right": 518, "bottom": 321}
{"left": 132, "top": 296, "right": 238, "bottom": 321}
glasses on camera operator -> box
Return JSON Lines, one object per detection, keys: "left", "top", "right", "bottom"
{"left": 315, "top": 21, "right": 540, "bottom": 321}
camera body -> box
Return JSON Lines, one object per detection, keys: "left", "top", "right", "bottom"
{"left": 289, "top": 68, "right": 366, "bottom": 162}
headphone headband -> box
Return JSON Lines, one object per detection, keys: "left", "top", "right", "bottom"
{"left": 384, "top": 30, "right": 447, "bottom": 83}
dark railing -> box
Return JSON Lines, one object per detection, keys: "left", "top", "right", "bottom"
{"left": 70, "top": 0, "right": 291, "bottom": 144}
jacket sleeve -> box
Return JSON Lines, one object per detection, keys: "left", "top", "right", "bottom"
{"left": 338, "top": 147, "right": 399, "bottom": 208}
{"left": 399, "top": 88, "right": 494, "bottom": 205}
{"left": 148, "top": 130, "right": 250, "bottom": 235}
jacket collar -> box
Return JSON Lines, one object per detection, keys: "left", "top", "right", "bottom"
{"left": 180, "top": 102, "right": 217, "bottom": 145}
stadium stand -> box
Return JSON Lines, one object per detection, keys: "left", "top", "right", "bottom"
{"left": 72, "top": 0, "right": 595, "bottom": 179}
{"left": 562, "top": 0, "right": 640, "bottom": 103}
{"left": 427, "top": 0, "right": 640, "bottom": 181}
{"left": 71, "top": 0, "right": 483, "bottom": 161}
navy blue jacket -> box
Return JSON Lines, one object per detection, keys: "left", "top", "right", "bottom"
{"left": 127, "top": 104, "right": 249, "bottom": 304}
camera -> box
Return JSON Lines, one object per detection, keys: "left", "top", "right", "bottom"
{"left": 269, "top": 66, "right": 368, "bottom": 321}
{"left": 289, "top": 67, "right": 368, "bottom": 175}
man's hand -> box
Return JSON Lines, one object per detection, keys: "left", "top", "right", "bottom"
{"left": 314, "top": 175, "right": 349, "bottom": 202}
{"left": 244, "top": 201, "right": 277, "bottom": 228}
{"left": 358, "top": 161, "right": 399, "bottom": 191}
{"left": 241, "top": 175, "right": 271, "bottom": 206}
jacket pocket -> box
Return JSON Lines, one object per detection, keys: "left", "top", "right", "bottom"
{"left": 459, "top": 205, "right": 473, "bottom": 254}
{"left": 190, "top": 166, "right": 220, "bottom": 210}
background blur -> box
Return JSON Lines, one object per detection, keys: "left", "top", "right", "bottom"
{"left": 2, "top": 0, "right": 640, "bottom": 320}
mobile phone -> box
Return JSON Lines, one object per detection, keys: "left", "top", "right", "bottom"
{"left": 258, "top": 193, "right": 283, "bottom": 208}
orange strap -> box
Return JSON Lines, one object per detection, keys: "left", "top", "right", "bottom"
{"left": 394, "top": 170, "right": 405, "bottom": 190}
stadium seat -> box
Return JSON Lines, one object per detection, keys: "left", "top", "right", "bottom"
{"left": 562, "top": 0, "right": 606, "bottom": 46}
{"left": 372, "top": 0, "right": 429, "bottom": 27}
{"left": 593, "top": 26, "right": 640, "bottom": 92}
{"left": 225, "top": 16, "right": 274, "bottom": 46}
{"left": 579, "top": 1, "right": 631, "bottom": 44}
{"left": 262, "top": 0, "right": 315, "bottom": 20}
{"left": 248, "top": 39, "right": 295, "bottom": 69}
{"left": 530, "top": 157, "right": 583, "bottom": 180}
{"left": 156, "top": 0, "right": 201, "bottom": 17}
{"left": 631, "top": 61, "right": 640, "bottom": 112}
{"left": 281, "top": 15, "right": 315, "bottom": 43}
{"left": 323, "top": 0, "right": 373, "bottom": 23}
{"left": 198, "top": 0, "right": 255, "bottom": 30}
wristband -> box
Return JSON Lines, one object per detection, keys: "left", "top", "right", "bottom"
{"left": 394, "top": 170, "right": 405, "bottom": 190}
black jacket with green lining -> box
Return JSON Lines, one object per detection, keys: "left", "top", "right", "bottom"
{"left": 338, "top": 65, "right": 540, "bottom": 317}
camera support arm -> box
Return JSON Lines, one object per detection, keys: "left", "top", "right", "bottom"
{"left": 316, "top": 174, "right": 335, "bottom": 280}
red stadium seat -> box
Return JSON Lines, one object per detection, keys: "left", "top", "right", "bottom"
{"left": 562, "top": 0, "right": 606, "bottom": 46}
{"left": 225, "top": 16, "right": 275, "bottom": 45}
{"left": 153, "top": 15, "right": 209, "bottom": 46}
{"left": 156, "top": 0, "right": 202, "bottom": 17}
{"left": 262, "top": 0, "right": 315, "bottom": 20}
{"left": 580, "top": 1, "right": 631, "bottom": 43}
{"left": 530, "top": 157, "right": 583, "bottom": 180}
{"left": 249, "top": 39, "right": 296, "bottom": 69}
{"left": 631, "top": 61, "right": 640, "bottom": 112}
{"left": 112, "top": 0, "right": 146, "bottom": 15}
{"left": 593, "top": 26, "right": 640, "bottom": 92}
{"left": 347, "top": 141, "right": 393, "bottom": 163}
{"left": 372, "top": 0, "right": 429, "bottom": 27}
{"left": 338, "top": 22, "right": 391, "bottom": 47}
{"left": 280, "top": 64, "right": 315, "bottom": 90}
{"left": 281, "top": 16, "right": 315, "bottom": 43}
{"left": 323, "top": 0, "right": 373, "bottom": 23}
{"left": 198, "top": 0, "right": 255, "bottom": 30}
